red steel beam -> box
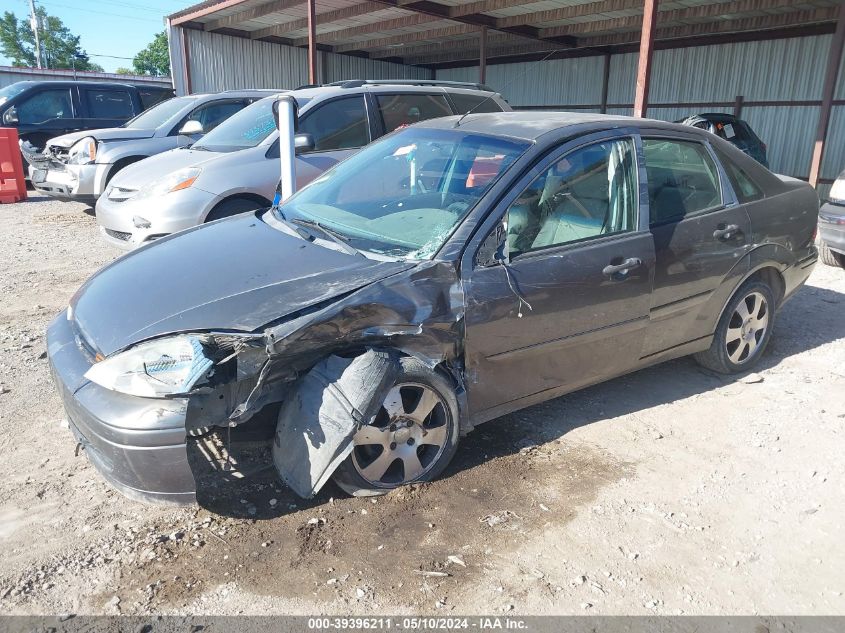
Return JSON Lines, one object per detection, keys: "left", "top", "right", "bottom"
{"left": 809, "top": 2, "right": 845, "bottom": 188}
{"left": 633, "top": 0, "right": 658, "bottom": 118}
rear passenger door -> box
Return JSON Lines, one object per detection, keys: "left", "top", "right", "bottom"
{"left": 641, "top": 134, "right": 751, "bottom": 357}
{"left": 81, "top": 86, "right": 137, "bottom": 128}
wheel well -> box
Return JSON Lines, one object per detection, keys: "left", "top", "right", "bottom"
{"left": 749, "top": 266, "right": 785, "bottom": 306}
{"left": 106, "top": 156, "right": 144, "bottom": 186}
{"left": 205, "top": 193, "right": 272, "bottom": 221}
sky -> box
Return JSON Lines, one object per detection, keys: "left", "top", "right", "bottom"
{"left": 0, "top": 0, "right": 196, "bottom": 73}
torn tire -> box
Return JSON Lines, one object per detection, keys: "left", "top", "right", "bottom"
{"left": 272, "top": 350, "right": 400, "bottom": 498}
{"left": 332, "top": 356, "right": 460, "bottom": 497}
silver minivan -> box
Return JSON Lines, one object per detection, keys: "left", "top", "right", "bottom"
{"left": 95, "top": 80, "right": 510, "bottom": 250}
{"left": 28, "top": 90, "right": 276, "bottom": 204}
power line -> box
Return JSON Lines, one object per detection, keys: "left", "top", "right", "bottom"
{"left": 35, "top": 0, "right": 164, "bottom": 23}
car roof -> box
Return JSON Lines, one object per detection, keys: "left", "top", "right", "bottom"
{"left": 411, "top": 111, "right": 694, "bottom": 141}
{"left": 289, "top": 82, "right": 498, "bottom": 102}
{"left": 8, "top": 80, "right": 145, "bottom": 89}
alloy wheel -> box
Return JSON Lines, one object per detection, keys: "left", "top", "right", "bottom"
{"left": 725, "top": 290, "right": 769, "bottom": 365}
{"left": 351, "top": 382, "right": 450, "bottom": 487}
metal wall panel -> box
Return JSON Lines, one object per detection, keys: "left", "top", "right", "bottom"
{"left": 822, "top": 105, "right": 845, "bottom": 182}
{"left": 436, "top": 55, "right": 605, "bottom": 106}
{"left": 438, "top": 35, "right": 845, "bottom": 182}
{"left": 186, "top": 30, "right": 430, "bottom": 94}
{"left": 323, "top": 52, "right": 432, "bottom": 83}
{"left": 187, "top": 30, "right": 310, "bottom": 92}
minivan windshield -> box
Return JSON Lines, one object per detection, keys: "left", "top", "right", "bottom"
{"left": 124, "top": 96, "right": 194, "bottom": 129}
{"left": 193, "top": 96, "right": 281, "bottom": 153}
{"left": 0, "top": 82, "right": 30, "bottom": 106}
{"left": 275, "top": 127, "right": 529, "bottom": 259}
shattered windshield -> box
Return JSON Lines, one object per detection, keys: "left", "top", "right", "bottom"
{"left": 275, "top": 127, "right": 529, "bottom": 259}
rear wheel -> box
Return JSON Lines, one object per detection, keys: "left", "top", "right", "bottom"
{"left": 204, "top": 197, "right": 266, "bottom": 223}
{"left": 820, "top": 242, "right": 845, "bottom": 268}
{"left": 332, "top": 357, "right": 459, "bottom": 497}
{"left": 694, "top": 280, "right": 775, "bottom": 374}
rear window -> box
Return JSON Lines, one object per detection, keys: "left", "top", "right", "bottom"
{"left": 449, "top": 92, "right": 503, "bottom": 115}
{"left": 86, "top": 89, "right": 134, "bottom": 119}
{"left": 139, "top": 89, "right": 173, "bottom": 110}
{"left": 643, "top": 138, "right": 722, "bottom": 224}
{"left": 714, "top": 147, "right": 764, "bottom": 203}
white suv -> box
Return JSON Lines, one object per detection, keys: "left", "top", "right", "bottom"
{"left": 95, "top": 80, "right": 510, "bottom": 251}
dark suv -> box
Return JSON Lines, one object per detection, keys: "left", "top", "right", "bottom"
{"left": 679, "top": 113, "right": 769, "bottom": 168}
{"left": 0, "top": 80, "right": 173, "bottom": 159}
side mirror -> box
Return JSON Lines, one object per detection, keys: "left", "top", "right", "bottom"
{"left": 476, "top": 219, "right": 508, "bottom": 268}
{"left": 294, "top": 133, "right": 315, "bottom": 154}
{"left": 178, "top": 119, "right": 204, "bottom": 136}
{"left": 3, "top": 107, "right": 18, "bottom": 125}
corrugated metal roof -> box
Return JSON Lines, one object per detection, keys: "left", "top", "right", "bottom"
{"left": 169, "top": 0, "right": 841, "bottom": 65}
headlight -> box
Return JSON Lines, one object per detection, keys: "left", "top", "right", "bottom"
{"left": 829, "top": 177, "right": 845, "bottom": 205}
{"left": 67, "top": 137, "right": 97, "bottom": 165}
{"left": 133, "top": 168, "right": 201, "bottom": 201}
{"left": 84, "top": 335, "right": 213, "bottom": 398}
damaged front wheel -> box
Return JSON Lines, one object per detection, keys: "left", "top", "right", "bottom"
{"left": 332, "top": 357, "right": 459, "bottom": 497}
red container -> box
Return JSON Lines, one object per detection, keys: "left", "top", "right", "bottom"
{"left": 0, "top": 127, "right": 27, "bottom": 204}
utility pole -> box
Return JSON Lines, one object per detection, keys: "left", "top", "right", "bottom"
{"left": 28, "top": 0, "right": 43, "bottom": 69}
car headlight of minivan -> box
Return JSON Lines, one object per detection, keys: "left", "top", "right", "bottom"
{"left": 84, "top": 335, "right": 213, "bottom": 398}
{"left": 133, "top": 168, "right": 201, "bottom": 201}
{"left": 67, "top": 137, "right": 97, "bottom": 165}
{"left": 829, "top": 178, "right": 845, "bottom": 205}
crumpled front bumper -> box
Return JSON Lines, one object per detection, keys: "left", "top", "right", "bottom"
{"left": 29, "top": 162, "right": 109, "bottom": 204}
{"left": 47, "top": 311, "right": 197, "bottom": 504}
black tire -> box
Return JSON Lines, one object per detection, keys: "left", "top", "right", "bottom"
{"left": 819, "top": 241, "right": 845, "bottom": 268}
{"left": 694, "top": 279, "right": 776, "bottom": 374}
{"left": 332, "top": 356, "right": 460, "bottom": 497}
{"left": 204, "top": 197, "right": 266, "bottom": 223}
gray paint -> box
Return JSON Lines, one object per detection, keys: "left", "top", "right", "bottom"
{"left": 48, "top": 111, "right": 819, "bottom": 504}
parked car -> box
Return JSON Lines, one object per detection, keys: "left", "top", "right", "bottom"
{"left": 678, "top": 113, "right": 769, "bottom": 168}
{"left": 819, "top": 167, "right": 845, "bottom": 268}
{"left": 48, "top": 112, "right": 818, "bottom": 504}
{"left": 95, "top": 80, "right": 510, "bottom": 250}
{"left": 0, "top": 80, "right": 173, "bottom": 168}
{"left": 24, "top": 90, "right": 276, "bottom": 204}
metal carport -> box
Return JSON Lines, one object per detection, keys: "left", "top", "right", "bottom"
{"left": 165, "top": 0, "right": 845, "bottom": 193}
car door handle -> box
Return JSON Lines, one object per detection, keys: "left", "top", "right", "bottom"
{"left": 713, "top": 224, "right": 741, "bottom": 240}
{"left": 603, "top": 257, "right": 642, "bottom": 277}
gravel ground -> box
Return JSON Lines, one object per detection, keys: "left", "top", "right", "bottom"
{"left": 0, "top": 195, "right": 843, "bottom": 616}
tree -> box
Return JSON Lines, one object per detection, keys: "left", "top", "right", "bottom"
{"left": 115, "top": 67, "right": 133, "bottom": 75}
{"left": 132, "top": 31, "right": 169, "bottom": 77}
{"left": 0, "top": 9, "right": 102, "bottom": 71}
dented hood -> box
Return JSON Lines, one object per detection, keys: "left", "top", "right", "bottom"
{"left": 71, "top": 212, "right": 411, "bottom": 356}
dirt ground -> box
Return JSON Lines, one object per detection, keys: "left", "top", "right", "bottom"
{"left": 0, "top": 196, "right": 843, "bottom": 616}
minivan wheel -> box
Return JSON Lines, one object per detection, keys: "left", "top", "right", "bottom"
{"left": 694, "top": 280, "right": 776, "bottom": 374}
{"left": 204, "top": 197, "right": 266, "bottom": 223}
{"left": 332, "top": 357, "right": 460, "bottom": 497}
{"left": 819, "top": 242, "right": 845, "bottom": 268}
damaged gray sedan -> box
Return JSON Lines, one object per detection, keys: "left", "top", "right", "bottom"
{"left": 47, "top": 112, "right": 818, "bottom": 504}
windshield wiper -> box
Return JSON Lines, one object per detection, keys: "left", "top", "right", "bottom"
{"left": 290, "top": 218, "right": 364, "bottom": 258}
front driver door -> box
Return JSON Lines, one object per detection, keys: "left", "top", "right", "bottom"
{"left": 462, "top": 133, "right": 656, "bottom": 418}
